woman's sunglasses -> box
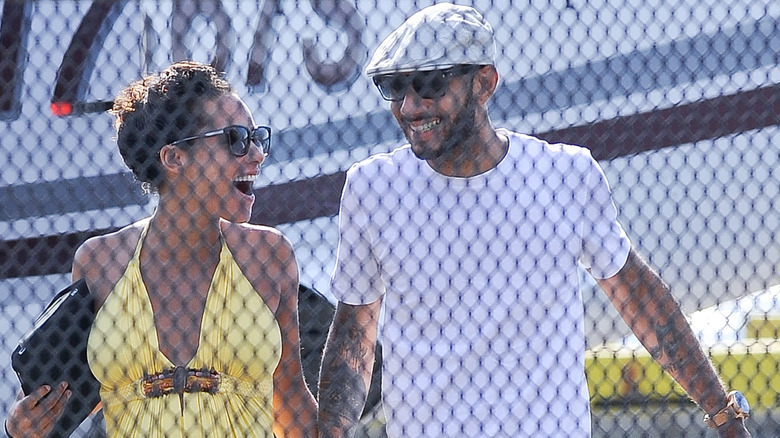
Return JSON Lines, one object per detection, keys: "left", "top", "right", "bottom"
{"left": 372, "top": 65, "right": 481, "bottom": 101}
{"left": 170, "top": 125, "right": 271, "bottom": 157}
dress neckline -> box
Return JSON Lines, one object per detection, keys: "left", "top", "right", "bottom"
{"left": 133, "top": 219, "right": 227, "bottom": 368}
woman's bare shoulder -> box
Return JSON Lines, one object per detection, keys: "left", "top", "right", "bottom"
{"left": 220, "top": 221, "right": 298, "bottom": 307}
{"left": 73, "top": 219, "right": 148, "bottom": 304}
{"left": 75, "top": 220, "right": 147, "bottom": 258}
{"left": 222, "top": 220, "right": 292, "bottom": 250}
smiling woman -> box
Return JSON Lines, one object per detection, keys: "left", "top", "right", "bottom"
{"left": 167, "top": 123, "right": 272, "bottom": 200}
{"left": 4, "top": 61, "right": 318, "bottom": 438}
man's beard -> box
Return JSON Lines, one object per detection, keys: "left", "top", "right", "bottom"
{"left": 410, "top": 89, "right": 478, "bottom": 161}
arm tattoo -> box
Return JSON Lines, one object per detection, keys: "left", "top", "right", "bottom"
{"left": 319, "top": 313, "right": 374, "bottom": 438}
{"left": 630, "top": 257, "right": 686, "bottom": 373}
{"left": 614, "top": 251, "right": 723, "bottom": 408}
{"left": 647, "top": 306, "right": 685, "bottom": 374}
{"left": 319, "top": 361, "right": 368, "bottom": 435}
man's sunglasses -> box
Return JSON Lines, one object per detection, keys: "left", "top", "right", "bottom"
{"left": 372, "top": 65, "right": 481, "bottom": 101}
{"left": 170, "top": 125, "right": 271, "bottom": 157}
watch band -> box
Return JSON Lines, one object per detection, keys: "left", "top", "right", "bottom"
{"left": 703, "top": 390, "right": 749, "bottom": 429}
{"left": 704, "top": 405, "right": 738, "bottom": 429}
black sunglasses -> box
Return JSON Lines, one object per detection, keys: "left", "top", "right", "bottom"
{"left": 170, "top": 125, "right": 271, "bottom": 157}
{"left": 372, "top": 65, "right": 481, "bottom": 101}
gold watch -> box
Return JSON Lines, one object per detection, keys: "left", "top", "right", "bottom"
{"left": 703, "top": 390, "right": 750, "bottom": 429}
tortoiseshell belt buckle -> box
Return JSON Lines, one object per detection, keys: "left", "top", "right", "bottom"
{"left": 142, "top": 366, "right": 221, "bottom": 411}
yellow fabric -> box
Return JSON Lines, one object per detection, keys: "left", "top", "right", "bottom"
{"left": 87, "top": 221, "right": 282, "bottom": 437}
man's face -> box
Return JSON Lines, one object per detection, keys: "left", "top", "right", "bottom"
{"left": 382, "top": 66, "right": 480, "bottom": 161}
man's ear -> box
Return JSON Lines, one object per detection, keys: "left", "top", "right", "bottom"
{"left": 159, "top": 144, "right": 185, "bottom": 173}
{"left": 474, "top": 65, "right": 499, "bottom": 105}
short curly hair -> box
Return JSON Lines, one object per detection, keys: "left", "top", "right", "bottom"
{"left": 110, "top": 61, "right": 233, "bottom": 192}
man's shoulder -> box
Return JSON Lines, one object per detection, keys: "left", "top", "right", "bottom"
{"left": 503, "top": 129, "right": 591, "bottom": 158}
{"left": 360, "top": 144, "right": 413, "bottom": 164}
{"left": 348, "top": 144, "right": 416, "bottom": 175}
{"left": 501, "top": 131, "right": 597, "bottom": 177}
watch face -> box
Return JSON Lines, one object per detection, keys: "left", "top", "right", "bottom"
{"left": 732, "top": 391, "right": 750, "bottom": 415}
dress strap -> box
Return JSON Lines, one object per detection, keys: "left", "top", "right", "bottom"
{"left": 131, "top": 219, "right": 152, "bottom": 261}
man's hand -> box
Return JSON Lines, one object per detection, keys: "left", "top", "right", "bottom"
{"left": 5, "top": 383, "right": 70, "bottom": 438}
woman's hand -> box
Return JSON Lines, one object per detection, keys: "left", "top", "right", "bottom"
{"left": 5, "top": 383, "right": 71, "bottom": 438}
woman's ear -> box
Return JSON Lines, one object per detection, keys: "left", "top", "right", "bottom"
{"left": 159, "top": 144, "right": 185, "bottom": 173}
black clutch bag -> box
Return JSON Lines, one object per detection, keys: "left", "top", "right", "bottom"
{"left": 11, "top": 279, "right": 102, "bottom": 438}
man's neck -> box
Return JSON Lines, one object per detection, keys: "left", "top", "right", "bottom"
{"left": 428, "top": 128, "right": 508, "bottom": 178}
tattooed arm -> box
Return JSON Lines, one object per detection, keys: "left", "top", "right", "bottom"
{"left": 596, "top": 248, "right": 751, "bottom": 437}
{"left": 318, "top": 298, "right": 383, "bottom": 438}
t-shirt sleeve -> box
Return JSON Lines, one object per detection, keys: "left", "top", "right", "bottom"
{"left": 329, "top": 164, "right": 386, "bottom": 304}
{"left": 579, "top": 152, "right": 631, "bottom": 279}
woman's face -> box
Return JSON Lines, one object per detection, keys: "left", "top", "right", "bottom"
{"left": 182, "top": 94, "right": 266, "bottom": 223}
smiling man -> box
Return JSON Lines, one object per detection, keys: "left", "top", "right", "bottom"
{"left": 317, "top": 3, "right": 752, "bottom": 438}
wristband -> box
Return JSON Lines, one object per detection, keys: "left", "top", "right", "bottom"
{"left": 703, "top": 390, "right": 750, "bottom": 429}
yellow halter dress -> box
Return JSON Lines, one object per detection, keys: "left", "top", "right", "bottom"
{"left": 87, "top": 222, "right": 282, "bottom": 437}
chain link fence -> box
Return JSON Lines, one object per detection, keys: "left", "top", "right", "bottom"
{"left": 1, "top": 0, "right": 779, "bottom": 436}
